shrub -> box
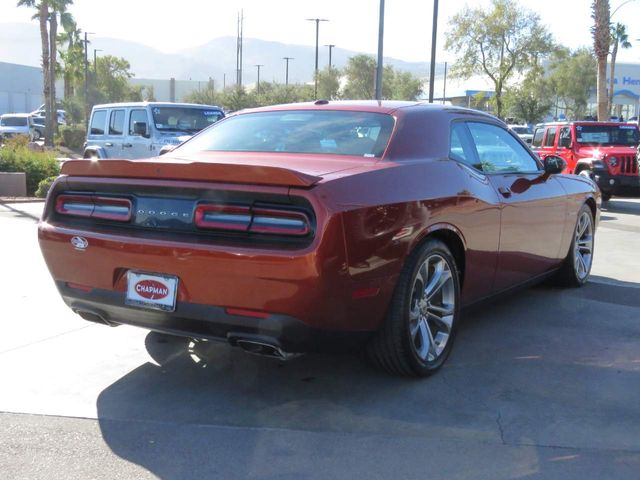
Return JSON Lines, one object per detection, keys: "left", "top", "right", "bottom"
{"left": 35, "top": 175, "right": 59, "bottom": 198}
{"left": 0, "top": 141, "right": 60, "bottom": 196}
{"left": 60, "top": 125, "right": 86, "bottom": 151}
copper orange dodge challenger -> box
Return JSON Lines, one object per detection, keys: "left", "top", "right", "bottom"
{"left": 38, "top": 101, "right": 599, "bottom": 376}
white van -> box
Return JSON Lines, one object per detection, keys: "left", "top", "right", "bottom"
{"left": 84, "top": 102, "right": 224, "bottom": 159}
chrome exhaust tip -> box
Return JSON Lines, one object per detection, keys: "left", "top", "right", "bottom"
{"left": 233, "top": 338, "right": 301, "bottom": 361}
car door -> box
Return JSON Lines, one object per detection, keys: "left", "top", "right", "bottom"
{"left": 87, "top": 109, "right": 108, "bottom": 153}
{"left": 104, "top": 108, "right": 125, "bottom": 158}
{"left": 465, "top": 121, "right": 569, "bottom": 292}
{"left": 124, "top": 108, "right": 152, "bottom": 159}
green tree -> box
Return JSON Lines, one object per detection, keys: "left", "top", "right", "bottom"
{"left": 608, "top": 22, "right": 632, "bottom": 114}
{"left": 316, "top": 67, "right": 341, "bottom": 100}
{"left": 592, "top": 0, "right": 610, "bottom": 120}
{"left": 504, "top": 68, "right": 552, "bottom": 124}
{"left": 546, "top": 48, "right": 597, "bottom": 120}
{"left": 445, "top": 0, "right": 555, "bottom": 118}
{"left": 343, "top": 55, "right": 377, "bottom": 99}
{"left": 91, "top": 55, "right": 140, "bottom": 105}
{"left": 388, "top": 70, "right": 423, "bottom": 101}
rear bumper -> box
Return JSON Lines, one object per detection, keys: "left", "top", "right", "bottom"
{"left": 58, "top": 282, "right": 369, "bottom": 352}
{"left": 593, "top": 171, "right": 640, "bottom": 196}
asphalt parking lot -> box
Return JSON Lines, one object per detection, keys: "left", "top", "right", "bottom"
{"left": 0, "top": 199, "right": 639, "bottom": 480}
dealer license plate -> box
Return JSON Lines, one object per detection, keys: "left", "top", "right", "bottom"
{"left": 125, "top": 271, "right": 178, "bottom": 312}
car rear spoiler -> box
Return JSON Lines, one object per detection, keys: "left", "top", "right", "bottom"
{"left": 61, "top": 159, "right": 322, "bottom": 188}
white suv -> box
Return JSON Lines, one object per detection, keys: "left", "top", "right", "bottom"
{"left": 0, "top": 113, "right": 35, "bottom": 142}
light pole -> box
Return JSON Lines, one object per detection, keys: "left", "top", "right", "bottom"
{"left": 255, "top": 64, "right": 263, "bottom": 94}
{"left": 428, "top": 0, "right": 439, "bottom": 103}
{"left": 375, "top": 0, "right": 385, "bottom": 100}
{"left": 283, "top": 57, "right": 294, "bottom": 86}
{"left": 83, "top": 32, "right": 95, "bottom": 127}
{"left": 93, "top": 48, "right": 102, "bottom": 79}
{"left": 324, "top": 44, "right": 335, "bottom": 68}
{"left": 306, "top": 18, "right": 329, "bottom": 97}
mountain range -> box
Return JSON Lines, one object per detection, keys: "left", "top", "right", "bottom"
{"left": 0, "top": 22, "right": 445, "bottom": 85}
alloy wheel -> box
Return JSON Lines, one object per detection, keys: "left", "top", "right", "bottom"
{"left": 409, "top": 254, "right": 455, "bottom": 362}
{"left": 574, "top": 211, "right": 594, "bottom": 280}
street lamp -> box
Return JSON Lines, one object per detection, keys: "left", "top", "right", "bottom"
{"left": 255, "top": 64, "right": 264, "bottom": 94}
{"left": 324, "top": 44, "right": 335, "bottom": 68}
{"left": 93, "top": 48, "right": 102, "bottom": 78}
{"left": 428, "top": 0, "right": 439, "bottom": 103}
{"left": 375, "top": 1, "right": 385, "bottom": 100}
{"left": 283, "top": 57, "right": 294, "bottom": 86}
{"left": 306, "top": 18, "right": 329, "bottom": 97}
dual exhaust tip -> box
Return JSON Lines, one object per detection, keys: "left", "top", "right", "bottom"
{"left": 74, "top": 308, "right": 299, "bottom": 361}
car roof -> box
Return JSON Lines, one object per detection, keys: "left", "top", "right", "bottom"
{"left": 232, "top": 100, "right": 498, "bottom": 120}
{"left": 92, "top": 102, "right": 223, "bottom": 110}
{"left": 536, "top": 121, "right": 637, "bottom": 127}
{"left": 0, "top": 113, "right": 31, "bottom": 118}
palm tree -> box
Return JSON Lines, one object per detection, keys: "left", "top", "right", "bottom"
{"left": 48, "top": 1, "right": 74, "bottom": 135}
{"left": 17, "top": 0, "right": 53, "bottom": 145}
{"left": 592, "top": 0, "right": 611, "bottom": 121}
{"left": 608, "top": 23, "right": 632, "bottom": 115}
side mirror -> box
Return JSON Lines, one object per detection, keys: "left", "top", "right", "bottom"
{"left": 133, "top": 121, "right": 149, "bottom": 138}
{"left": 543, "top": 155, "right": 566, "bottom": 175}
{"left": 525, "top": 138, "right": 532, "bottom": 145}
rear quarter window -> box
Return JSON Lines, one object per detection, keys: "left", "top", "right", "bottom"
{"left": 531, "top": 128, "right": 545, "bottom": 148}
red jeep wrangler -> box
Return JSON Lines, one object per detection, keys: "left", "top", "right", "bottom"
{"left": 532, "top": 121, "right": 640, "bottom": 201}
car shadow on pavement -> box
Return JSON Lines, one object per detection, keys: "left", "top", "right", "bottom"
{"left": 602, "top": 199, "right": 640, "bottom": 216}
{"left": 0, "top": 201, "right": 41, "bottom": 222}
{"left": 95, "top": 280, "right": 640, "bottom": 479}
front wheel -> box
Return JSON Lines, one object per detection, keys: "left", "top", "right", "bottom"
{"left": 367, "top": 238, "right": 460, "bottom": 377}
{"left": 554, "top": 204, "right": 594, "bottom": 287}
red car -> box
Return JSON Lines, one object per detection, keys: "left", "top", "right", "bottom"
{"left": 38, "top": 101, "right": 599, "bottom": 377}
{"left": 532, "top": 121, "right": 640, "bottom": 201}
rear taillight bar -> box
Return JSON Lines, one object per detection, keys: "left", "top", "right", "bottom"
{"left": 195, "top": 204, "right": 311, "bottom": 237}
{"left": 55, "top": 194, "right": 132, "bottom": 222}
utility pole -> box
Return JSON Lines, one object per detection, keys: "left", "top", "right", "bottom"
{"left": 324, "top": 44, "right": 335, "bottom": 68}
{"left": 306, "top": 18, "right": 328, "bottom": 97}
{"left": 442, "top": 61, "right": 447, "bottom": 104}
{"left": 93, "top": 49, "right": 102, "bottom": 79}
{"left": 255, "top": 64, "right": 263, "bottom": 94}
{"left": 223, "top": 73, "right": 226, "bottom": 90}
{"left": 236, "top": 9, "right": 244, "bottom": 87}
{"left": 375, "top": 0, "right": 385, "bottom": 101}
{"left": 428, "top": 0, "right": 439, "bottom": 103}
{"left": 83, "top": 32, "right": 94, "bottom": 128}
{"left": 283, "top": 57, "right": 294, "bottom": 86}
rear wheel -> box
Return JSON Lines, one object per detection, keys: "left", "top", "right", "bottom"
{"left": 32, "top": 130, "right": 41, "bottom": 141}
{"left": 554, "top": 204, "right": 594, "bottom": 287}
{"left": 367, "top": 238, "right": 460, "bottom": 377}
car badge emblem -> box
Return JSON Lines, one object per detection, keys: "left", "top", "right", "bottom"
{"left": 70, "top": 236, "right": 89, "bottom": 251}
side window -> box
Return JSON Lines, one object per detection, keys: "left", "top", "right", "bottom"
{"left": 129, "top": 109, "right": 148, "bottom": 135}
{"left": 531, "top": 128, "right": 545, "bottom": 148}
{"left": 467, "top": 122, "right": 540, "bottom": 173}
{"left": 89, "top": 110, "right": 107, "bottom": 135}
{"left": 544, "top": 126, "right": 557, "bottom": 147}
{"left": 558, "top": 127, "right": 571, "bottom": 148}
{"left": 449, "top": 123, "right": 469, "bottom": 164}
{"left": 109, "top": 110, "right": 125, "bottom": 135}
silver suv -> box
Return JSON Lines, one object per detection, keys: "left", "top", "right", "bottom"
{"left": 84, "top": 102, "right": 224, "bottom": 159}
{"left": 0, "top": 113, "right": 35, "bottom": 142}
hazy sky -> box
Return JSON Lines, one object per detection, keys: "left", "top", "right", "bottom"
{"left": 3, "top": 0, "right": 640, "bottom": 63}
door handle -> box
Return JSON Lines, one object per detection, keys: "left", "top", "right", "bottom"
{"left": 123, "top": 143, "right": 133, "bottom": 148}
{"left": 498, "top": 187, "right": 512, "bottom": 198}
{"left": 104, "top": 142, "right": 113, "bottom": 147}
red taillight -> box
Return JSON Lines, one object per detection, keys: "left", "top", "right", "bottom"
{"left": 194, "top": 204, "right": 251, "bottom": 231}
{"left": 55, "top": 194, "right": 132, "bottom": 222}
{"left": 250, "top": 208, "right": 311, "bottom": 236}
{"left": 195, "top": 204, "right": 311, "bottom": 237}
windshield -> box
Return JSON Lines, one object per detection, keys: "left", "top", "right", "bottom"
{"left": 1, "top": 116, "right": 28, "bottom": 127}
{"left": 575, "top": 124, "right": 639, "bottom": 146}
{"left": 175, "top": 110, "right": 395, "bottom": 158}
{"left": 151, "top": 107, "right": 223, "bottom": 133}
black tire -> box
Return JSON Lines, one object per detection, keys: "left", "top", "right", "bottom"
{"left": 554, "top": 204, "right": 594, "bottom": 287}
{"left": 32, "top": 130, "right": 41, "bottom": 141}
{"left": 367, "top": 238, "right": 461, "bottom": 377}
{"left": 601, "top": 193, "right": 612, "bottom": 202}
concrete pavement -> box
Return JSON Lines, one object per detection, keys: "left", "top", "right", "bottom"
{"left": 0, "top": 199, "right": 639, "bottom": 479}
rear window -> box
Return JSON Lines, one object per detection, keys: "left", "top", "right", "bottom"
{"left": 1, "top": 116, "right": 28, "bottom": 127}
{"left": 175, "top": 110, "right": 395, "bottom": 158}
{"left": 90, "top": 110, "right": 107, "bottom": 135}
